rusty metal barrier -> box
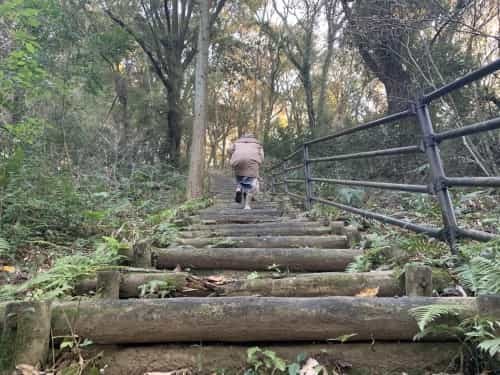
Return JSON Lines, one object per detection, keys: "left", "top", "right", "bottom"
{"left": 270, "top": 59, "right": 500, "bottom": 253}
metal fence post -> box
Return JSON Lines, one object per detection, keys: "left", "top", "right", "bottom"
{"left": 283, "top": 161, "right": 289, "bottom": 195}
{"left": 415, "top": 100, "right": 459, "bottom": 253}
{"left": 303, "top": 144, "right": 313, "bottom": 210}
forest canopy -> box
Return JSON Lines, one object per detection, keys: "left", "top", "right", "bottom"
{"left": 0, "top": 0, "right": 498, "bottom": 264}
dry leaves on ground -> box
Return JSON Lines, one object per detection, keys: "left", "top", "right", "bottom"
{"left": 299, "top": 358, "right": 328, "bottom": 375}
{"left": 355, "top": 286, "right": 379, "bottom": 297}
{"left": 144, "top": 370, "right": 192, "bottom": 375}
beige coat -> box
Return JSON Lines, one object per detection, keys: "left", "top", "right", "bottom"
{"left": 229, "top": 135, "right": 264, "bottom": 178}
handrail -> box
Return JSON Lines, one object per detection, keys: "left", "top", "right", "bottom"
{"left": 270, "top": 58, "right": 500, "bottom": 254}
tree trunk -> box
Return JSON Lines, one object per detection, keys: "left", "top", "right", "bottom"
{"left": 114, "top": 70, "right": 131, "bottom": 165}
{"left": 302, "top": 70, "right": 316, "bottom": 132}
{"left": 187, "top": 0, "right": 210, "bottom": 198}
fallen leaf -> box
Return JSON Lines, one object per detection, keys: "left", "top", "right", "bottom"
{"left": 206, "top": 275, "right": 226, "bottom": 284}
{"left": 355, "top": 286, "right": 379, "bottom": 297}
{"left": 15, "top": 364, "right": 39, "bottom": 375}
{"left": 144, "top": 369, "right": 191, "bottom": 375}
{"left": 1, "top": 265, "right": 16, "bottom": 273}
{"left": 173, "top": 265, "right": 183, "bottom": 272}
{"left": 300, "top": 358, "right": 328, "bottom": 375}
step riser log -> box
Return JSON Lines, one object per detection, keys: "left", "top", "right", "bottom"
{"left": 75, "top": 273, "right": 188, "bottom": 298}
{"left": 185, "top": 219, "right": 334, "bottom": 231}
{"left": 178, "top": 235, "right": 348, "bottom": 248}
{"left": 154, "top": 247, "right": 360, "bottom": 271}
{"left": 179, "top": 227, "right": 335, "bottom": 238}
{"left": 223, "top": 271, "right": 402, "bottom": 297}
{"left": 198, "top": 215, "right": 283, "bottom": 224}
{"left": 51, "top": 297, "right": 481, "bottom": 344}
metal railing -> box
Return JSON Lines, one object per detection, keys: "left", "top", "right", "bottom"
{"left": 270, "top": 59, "right": 500, "bottom": 253}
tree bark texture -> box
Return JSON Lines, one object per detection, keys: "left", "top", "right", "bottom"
{"left": 50, "top": 297, "right": 484, "bottom": 344}
{"left": 75, "top": 272, "right": 188, "bottom": 299}
{"left": 178, "top": 235, "right": 348, "bottom": 249}
{"left": 187, "top": 0, "right": 210, "bottom": 198}
{"left": 154, "top": 247, "right": 362, "bottom": 271}
{"left": 222, "top": 271, "right": 402, "bottom": 297}
{"left": 1, "top": 301, "right": 51, "bottom": 369}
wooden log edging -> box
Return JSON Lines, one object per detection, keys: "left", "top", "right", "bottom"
{"left": 154, "top": 247, "right": 361, "bottom": 271}
{"left": 178, "top": 235, "right": 348, "bottom": 248}
{"left": 222, "top": 271, "right": 402, "bottom": 297}
{"left": 179, "top": 226, "right": 336, "bottom": 239}
{"left": 75, "top": 272, "right": 188, "bottom": 298}
{"left": 1, "top": 301, "right": 52, "bottom": 369}
{"left": 50, "top": 296, "right": 494, "bottom": 345}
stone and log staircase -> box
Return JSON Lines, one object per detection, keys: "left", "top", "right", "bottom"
{"left": 2, "top": 173, "right": 499, "bottom": 374}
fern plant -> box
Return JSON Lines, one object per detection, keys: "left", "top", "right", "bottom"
{"left": 0, "top": 236, "right": 125, "bottom": 300}
{"left": 0, "top": 237, "right": 10, "bottom": 259}
{"left": 456, "top": 255, "right": 500, "bottom": 295}
{"left": 409, "top": 304, "right": 467, "bottom": 340}
{"left": 410, "top": 304, "right": 500, "bottom": 372}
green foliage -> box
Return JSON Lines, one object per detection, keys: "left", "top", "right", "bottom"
{"left": 477, "top": 337, "right": 500, "bottom": 358}
{"left": 410, "top": 304, "right": 500, "bottom": 372}
{"left": 0, "top": 236, "right": 125, "bottom": 300}
{"left": 245, "top": 347, "right": 286, "bottom": 375}
{"left": 346, "top": 233, "right": 392, "bottom": 272}
{"left": 456, "top": 254, "right": 500, "bottom": 295}
{"left": 346, "top": 232, "right": 450, "bottom": 273}
{"left": 244, "top": 348, "right": 309, "bottom": 375}
{"left": 335, "top": 187, "right": 365, "bottom": 206}
{"left": 409, "top": 304, "right": 466, "bottom": 333}
{"left": 0, "top": 237, "right": 10, "bottom": 260}
{"left": 138, "top": 279, "right": 177, "bottom": 298}
{"left": 0, "top": 158, "right": 88, "bottom": 247}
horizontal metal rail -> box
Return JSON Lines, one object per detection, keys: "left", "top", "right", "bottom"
{"left": 269, "top": 58, "right": 500, "bottom": 253}
{"left": 284, "top": 163, "right": 304, "bottom": 172}
{"left": 305, "top": 110, "right": 412, "bottom": 146}
{"left": 312, "top": 197, "right": 443, "bottom": 238}
{"left": 283, "top": 148, "right": 302, "bottom": 162}
{"left": 457, "top": 227, "right": 497, "bottom": 242}
{"left": 422, "top": 59, "right": 500, "bottom": 104}
{"left": 308, "top": 145, "right": 421, "bottom": 163}
{"left": 444, "top": 176, "right": 500, "bottom": 187}
{"left": 287, "top": 192, "right": 305, "bottom": 201}
{"left": 284, "top": 178, "right": 305, "bottom": 184}
{"left": 434, "top": 117, "right": 500, "bottom": 142}
{"left": 311, "top": 178, "right": 430, "bottom": 193}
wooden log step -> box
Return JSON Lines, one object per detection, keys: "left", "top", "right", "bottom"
{"left": 51, "top": 297, "right": 485, "bottom": 344}
{"left": 178, "top": 235, "right": 349, "bottom": 248}
{"left": 222, "top": 271, "right": 402, "bottom": 297}
{"left": 82, "top": 342, "right": 460, "bottom": 375}
{"left": 178, "top": 225, "right": 335, "bottom": 238}
{"left": 74, "top": 271, "right": 400, "bottom": 298}
{"left": 212, "top": 201, "right": 279, "bottom": 209}
{"left": 198, "top": 214, "right": 283, "bottom": 224}
{"left": 74, "top": 272, "right": 188, "bottom": 298}
{"left": 200, "top": 208, "right": 281, "bottom": 217}
{"left": 186, "top": 217, "right": 331, "bottom": 229}
{"left": 154, "top": 247, "right": 360, "bottom": 271}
